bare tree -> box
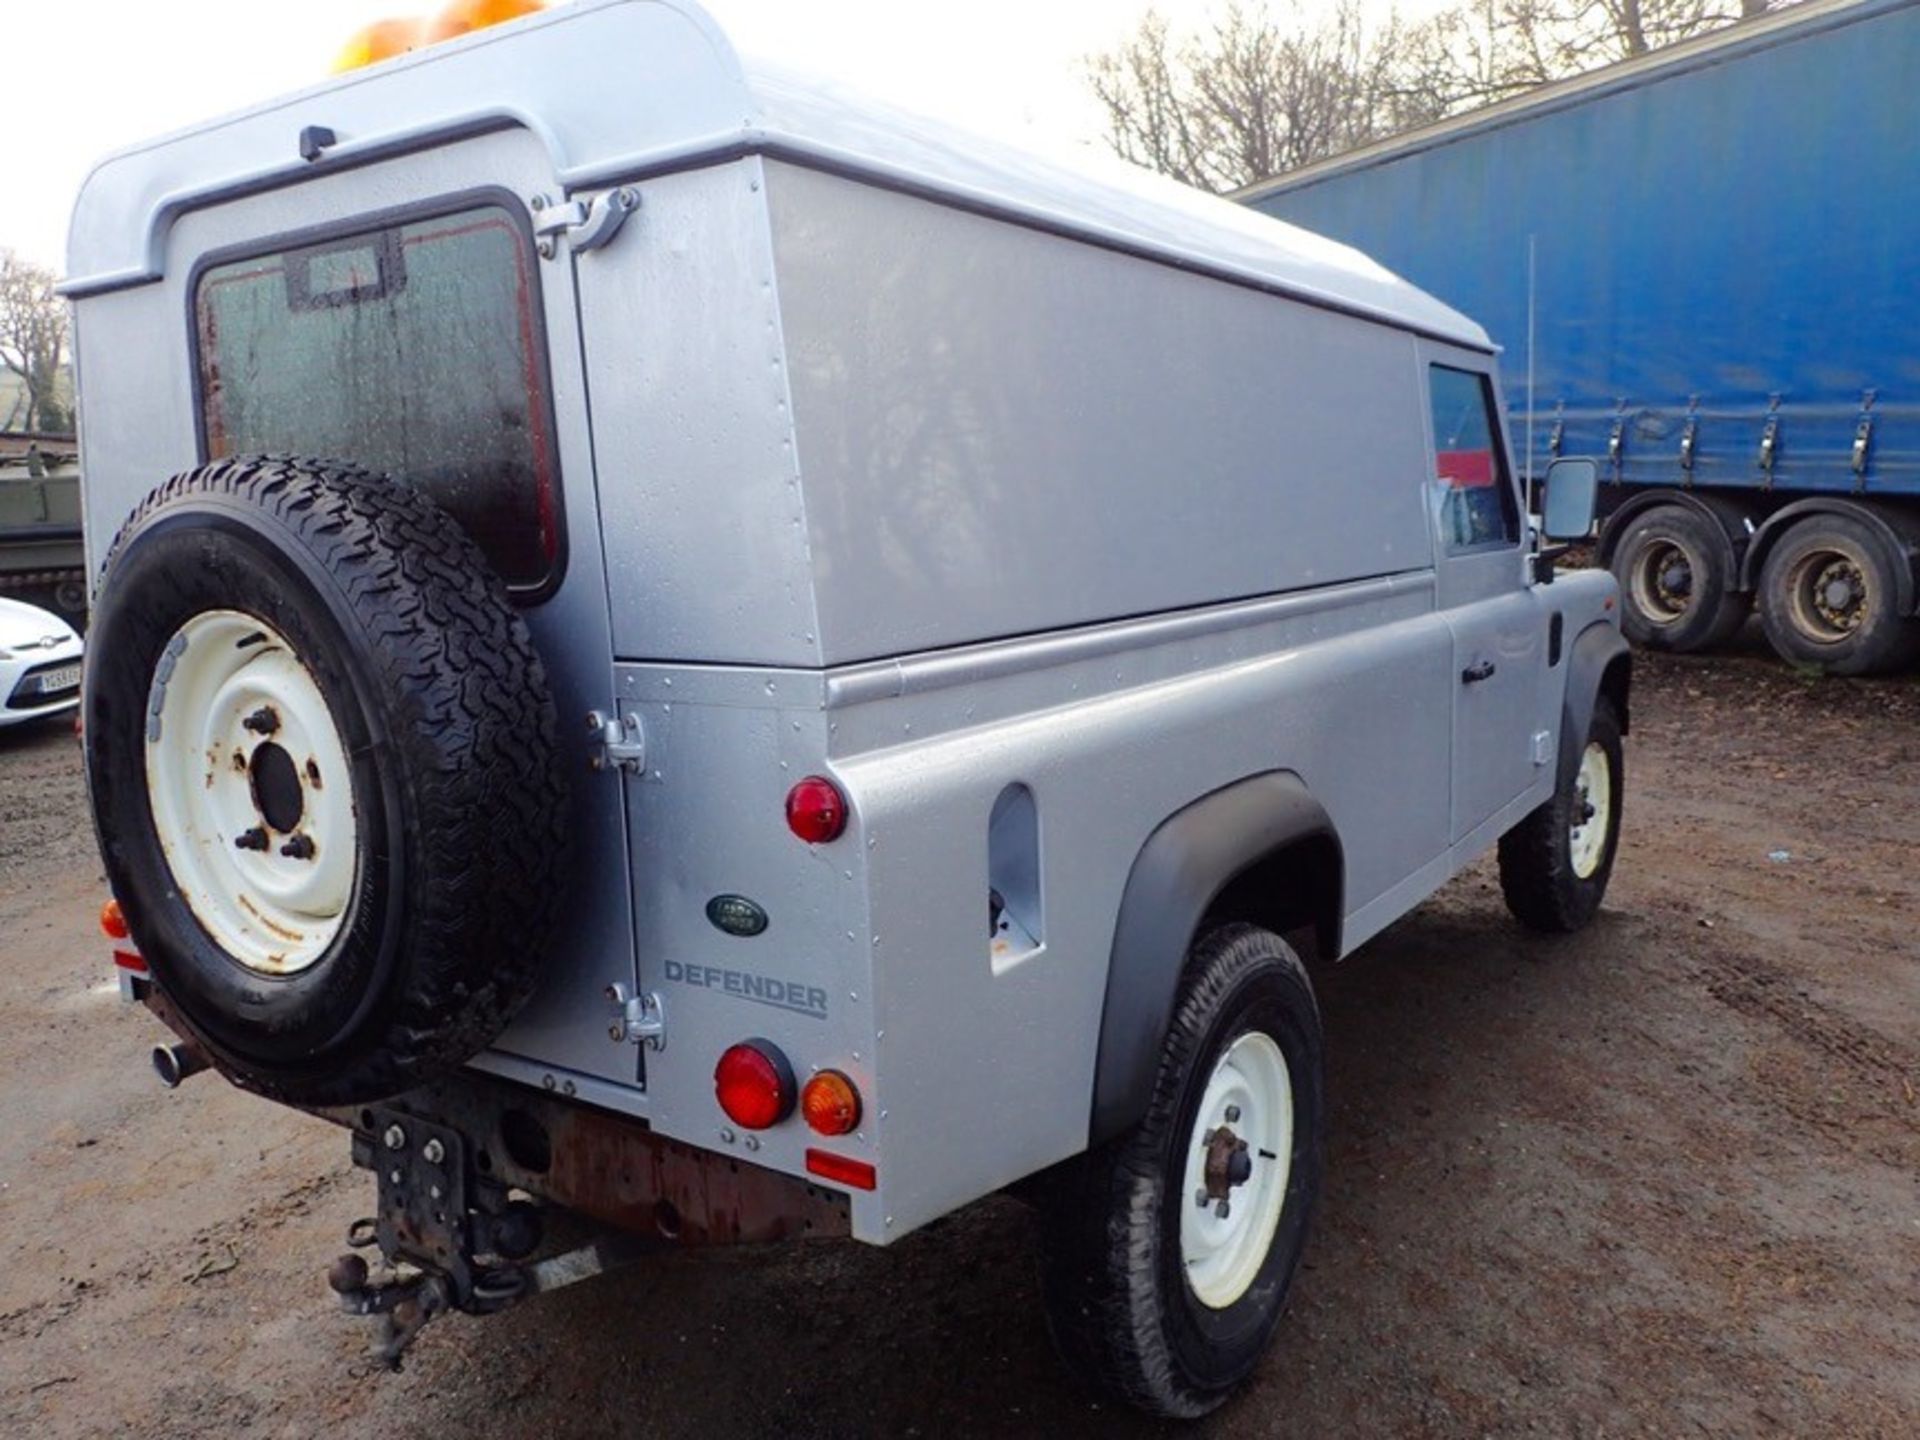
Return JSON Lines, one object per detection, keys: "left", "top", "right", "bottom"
{"left": 1087, "top": 2, "right": 1446, "bottom": 193}
{"left": 1405, "top": 0, "right": 1791, "bottom": 101}
{"left": 0, "top": 250, "right": 69, "bottom": 434}
{"left": 1090, "top": 0, "right": 1796, "bottom": 192}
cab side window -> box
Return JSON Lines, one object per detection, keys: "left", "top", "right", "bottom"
{"left": 1428, "top": 365, "right": 1519, "bottom": 553}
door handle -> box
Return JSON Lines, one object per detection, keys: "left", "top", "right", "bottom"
{"left": 1461, "top": 659, "right": 1497, "bottom": 684}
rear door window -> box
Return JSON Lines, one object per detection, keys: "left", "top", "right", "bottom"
{"left": 1427, "top": 365, "right": 1519, "bottom": 553}
{"left": 195, "top": 201, "right": 560, "bottom": 593}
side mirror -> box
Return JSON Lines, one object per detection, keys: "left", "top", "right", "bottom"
{"left": 1540, "top": 457, "right": 1600, "bottom": 542}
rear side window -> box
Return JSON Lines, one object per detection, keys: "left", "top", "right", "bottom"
{"left": 1427, "top": 365, "right": 1518, "bottom": 553}
{"left": 195, "top": 202, "right": 559, "bottom": 592}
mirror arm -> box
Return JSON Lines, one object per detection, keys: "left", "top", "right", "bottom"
{"left": 1532, "top": 543, "right": 1573, "bottom": 585}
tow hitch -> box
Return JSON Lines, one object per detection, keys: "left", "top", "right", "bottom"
{"left": 327, "top": 1104, "right": 644, "bottom": 1368}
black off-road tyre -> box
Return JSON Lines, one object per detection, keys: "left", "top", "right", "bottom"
{"left": 1610, "top": 506, "right": 1749, "bottom": 653}
{"left": 85, "top": 456, "right": 568, "bottom": 1105}
{"left": 1038, "top": 924, "right": 1324, "bottom": 1419}
{"left": 1756, "top": 513, "right": 1920, "bottom": 677}
{"left": 1499, "top": 696, "right": 1623, "bottom": 933}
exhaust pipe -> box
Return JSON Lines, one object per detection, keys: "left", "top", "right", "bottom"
{"left": 152, "top": 1041, "right": 209, "bottom": 1089}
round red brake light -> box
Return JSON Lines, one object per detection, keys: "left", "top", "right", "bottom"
{"left": 785, "top": 775, "right": 847, "bottom": 844}
{"left": 714, "top": 1040, "right": 797, "bottom": 1130}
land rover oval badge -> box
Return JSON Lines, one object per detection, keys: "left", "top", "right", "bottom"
{"left": 706, "top": 894, "right": 769, "bottom": 937}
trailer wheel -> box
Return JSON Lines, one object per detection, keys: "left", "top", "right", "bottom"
{"left": 1038, "top": 924, "right": 1323, "bottom": 1419}
{"left": 1756, "top": 514, "right": 1920, "bottom": 676}
{"left": 84, "top": 457, "right": 568, "bottom": 1105}
{"left": 1610, "top": 506, "right": 1748, "bottom": 652}
{"left": 1498, "top": 695, "right": 1623, "bottom": 933}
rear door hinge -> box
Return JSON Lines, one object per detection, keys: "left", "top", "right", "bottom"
{"left": 586, "top": 709, "right": 645, "bottom": 774}
{"left": 604, "top": 983, "right": 665, "bottom": 1050}
{"left": 533, "top": 187, "right": 639, "bottom": 258}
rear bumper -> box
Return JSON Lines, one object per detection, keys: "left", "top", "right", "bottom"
{"left": 315, "top": 1073, "right": 852, "bottom": 1249}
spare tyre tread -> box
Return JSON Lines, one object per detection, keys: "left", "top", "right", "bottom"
{"left": 91, "top": 455, "right": 568, "bottom": 1104}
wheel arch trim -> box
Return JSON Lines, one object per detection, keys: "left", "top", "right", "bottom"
{"left": 1561, "top": 621, "right": 1631, "bottom": 785}
{"left": 1090, "top": 771, "right": 1342, "bottom": 1146}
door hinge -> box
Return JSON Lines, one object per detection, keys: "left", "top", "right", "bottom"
{"left": 533, "top": 187, "right": 639, "bottom": 258}
{"left": 604, "top": 983, "right": 665, "bottom": 1050}
{"left": 586, "top": 709, "right": 645, "bottom": 774}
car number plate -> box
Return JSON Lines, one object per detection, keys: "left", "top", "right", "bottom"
{"left": 35, "top": 663, "right": 81, "bottom": 694}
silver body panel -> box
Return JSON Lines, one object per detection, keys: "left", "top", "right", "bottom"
{"left": 67, "top": 0, "right": 1620, "bottom": 1245}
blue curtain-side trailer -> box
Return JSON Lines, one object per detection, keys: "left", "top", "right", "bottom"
{"left": 1240, "top": 0, "right": 1920, "bottom": 673}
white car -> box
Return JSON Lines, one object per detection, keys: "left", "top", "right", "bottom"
{"left": 0, "top": 596, "right": 84, "bottom": 727}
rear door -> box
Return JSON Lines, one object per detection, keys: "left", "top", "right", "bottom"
{"left": 1420, "top": 350, "right": 1548, "bottom": 843}
{"left": 180, "top": 128, "right": 641, "bottom": 1090}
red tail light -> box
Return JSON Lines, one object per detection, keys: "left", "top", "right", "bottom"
{"left": 805, "top": 1149, "right": 877, "bottom": 1191}
{"left": 714, "top": 1040, "right": 796, "bottom": 1130}
{"left": 785, "top": 775, "right": 847, "bottom": 844}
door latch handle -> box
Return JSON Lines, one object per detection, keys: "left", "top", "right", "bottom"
{"left": 1461, "top": 659, "right": 1497, "bottom": 684}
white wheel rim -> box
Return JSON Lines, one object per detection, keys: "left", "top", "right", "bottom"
{"left": 144, "top": 610, "right": 358, "bottom": 975}
{"left": 1569, "top": 741, "right": 1612, "bottom": 880}
{"left": 1179, "top": 1030, "right": 1294, "bottom": 1309}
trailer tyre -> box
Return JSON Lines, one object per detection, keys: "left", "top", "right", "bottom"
{"left": 84, "top": 457, "right": 568, "bottom": 1105}
{"left": 1611, "top": 506, "right": 1748, "bottom": 652}
{"left": 1756, "top": 513, "right": 1920, "bottom": 676}
{"left": 1498, "top": 695, "right": 1623, "bottom": 933}
{"left": 1038, "top": 924, "right": 1323, "bottom": 1419}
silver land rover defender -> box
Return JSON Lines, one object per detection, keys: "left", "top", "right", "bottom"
{"left": 68, "top": 0, "right": 1627, "bottom": 1418}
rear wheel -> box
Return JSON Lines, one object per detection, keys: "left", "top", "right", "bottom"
{"left": 1039, "top": 924, "right": 1323, "bottom": 1419}
{"left": 1610, "top": 505, "right": 1748, "bottom": 652}
{"left": 1756, "top": 513, "right": 1920, "bottom": 676}
{"left": 85, "top": 456, "right": 569, "bottom": 1104}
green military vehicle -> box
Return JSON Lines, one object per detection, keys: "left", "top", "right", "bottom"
{"left": 0, "top": 434, "right": 86, "bottom": 627}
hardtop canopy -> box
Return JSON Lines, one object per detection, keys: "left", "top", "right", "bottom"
{"left": 63, "top": 0, "right": 1488, "bottom": 350}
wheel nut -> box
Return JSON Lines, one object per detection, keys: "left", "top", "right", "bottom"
{"left": 1224, "top": 1104, "right": 1241, "bottom": 1124}
{"left": 242, "top": 706, "right": 280, "bottom": 735}
{"left": 1214, "top": 1198, "right": 1232, "bottom": 1220}
{"left": 383, "top": 1124, "right": 407, "bottom": 1151}
{"left": 1195, "top": 1187, "right": 1211, "bottom": 1209}
{"left": 279, "top": 834, "right": 316, "bottom": 860}
{"left": 233, "top": 826, "right": 269, "bottom": 852}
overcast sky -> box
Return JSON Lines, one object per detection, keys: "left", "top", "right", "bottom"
{"left": 0, "top": 0, "right": 1263, "bottom": 271}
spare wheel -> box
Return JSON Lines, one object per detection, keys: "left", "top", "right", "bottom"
{"left": 84, "top": 457, "right": 569, "bottom": 1105}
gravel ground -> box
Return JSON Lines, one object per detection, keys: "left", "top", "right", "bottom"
{"left": 1, "top": 636, "right": 1916, "bottom": 1438}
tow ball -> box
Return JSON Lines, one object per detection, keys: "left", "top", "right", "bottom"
{"left": 327, "top": 1106, "right": 645, "bottom": 1368}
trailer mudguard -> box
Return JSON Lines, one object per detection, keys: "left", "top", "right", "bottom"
{"left": 1741, "top": 497, "right": 1920, "bottom": 617}
{"left": 1561, "top": 621, "right": 1631, "bottom": 783}
{"left": 1596, "top": 488, "right": 1760, "bottom": 592}
{"left": 1090, "top": 771, "right": 1342, "bottom": 1146}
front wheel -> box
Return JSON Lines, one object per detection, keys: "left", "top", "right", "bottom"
{"left": 1499, "top": 695, "right": 1624, "bottom": 932}
{"left": 1038, "top": 924, "right": 1324, "bottom": 1419}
